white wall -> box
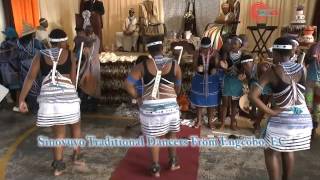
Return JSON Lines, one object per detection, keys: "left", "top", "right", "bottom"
{"left": 0, "top": 0, "right": 6, "bottom": 42}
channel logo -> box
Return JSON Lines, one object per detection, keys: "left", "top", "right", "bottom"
{"left": 251, "top": 2, "right": 279, "bottom": 23}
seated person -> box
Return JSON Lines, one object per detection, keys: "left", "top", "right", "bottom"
{"left": 215, "top": 2, "right": 235, "bottom": 24}
{"left": 216, "top": 2, "right": 236, "bottom": 36}
{"left": 130, "top": 55, "right": 149, "bottom": 104}
{"left": 116, "top": 8, "right": 139, "bottom": 52}
{"left": 36, "top": 18, "right": 50, "bottom": 48}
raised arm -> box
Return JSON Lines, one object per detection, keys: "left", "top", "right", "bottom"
{"left": 249, "top": 68, "right": 280, "bottom": 116}
{"left": 125, "top": 63, "right": 142, "bottom": 99}
{"left": 19, "top": 53, "right": 41, "bottom": 113}
{"left": 174, "top": 62, "right": 182, "bottom": 95}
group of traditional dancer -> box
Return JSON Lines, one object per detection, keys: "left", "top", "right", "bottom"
{"left": 125, "top": 34, "right": 316, "bottom": 180}
{"left": 0, "top": 22, "right": 318, "bottom": 179}
{"left": 190, "top": 35, "right": 268, "bottom": 132}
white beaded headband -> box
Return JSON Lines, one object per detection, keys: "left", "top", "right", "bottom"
{"left": 272, "top": 44, "right": 293, "bottom": 50}
{"left": 241, "top": 59, "right": 254, "bottom": 63}
{"left": 234, "top": 37, "right": 243, "bottom": 44}
{"left": 49, "top": 37, "right": 68, "bottom": 42}
{"left": 200, "top": 43, "right": 211, "bottom": 48}
{"left": 40, "top": 19, "right": 47, "bottom": 24}
{"left": 146, "top": 41, "right": 162, "bottom": 48}
{"left": 292, "top": 39, "right": 299, "bottom": 46}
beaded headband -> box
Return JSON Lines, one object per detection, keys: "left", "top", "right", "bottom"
{"left": 40, "top": 19, "right": 47, "bottom": 24}
{"left": 292, "top": 39, "right": 299, "bottom": 46}
{"left": 146, "top": 41, "right": 162, "bottom": 48}
{"left": 49, "top": 37, "right": 68, "bottom": 42}
{"left": 241, "top": 59, "right": 254, "bottom": 63}
{"left": 273, "top": 44, "right": 293, "bottom": 50}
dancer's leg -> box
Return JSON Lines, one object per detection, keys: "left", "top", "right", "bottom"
{"left": 264, "top": 148, "right": 282, "bottom": 180}
{"left": 230, "top": 100, "right": 239, "bottom": 131}
{"left": 70, "top": 122, "right": 84, "bottom": 164}
{"left": 219, "top": 96, "right": 229, "bottom": 130}
{"left": 194, "top": 107, "right": 204, "bottom": 128}
{"left": 166, "top": 132, "right": 180, "bottom": 171}
{"left": 150, "top": 146, "right": 160, "bottom": 177}
{"left": 52, "top": 125, "right": 66, "bottom": 176}
{"left": 281, "top": 152, "right": 295, "bottom": 180}
{"left": 208, "top": 107, "right": 217, "bottom": 130}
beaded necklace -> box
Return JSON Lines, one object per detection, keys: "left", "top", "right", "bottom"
{"left": 279, "top": 61, "right": 302, "bottom": 76}
{"left": 279, "top": 61, "right": 303, "bottom": 107}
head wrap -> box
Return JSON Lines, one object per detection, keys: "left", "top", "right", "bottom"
{"left": 2, "top": 27, "right": 18, "bottom": 39}
{"left": 82, "top": 10, "right": 91, "bottom": 30}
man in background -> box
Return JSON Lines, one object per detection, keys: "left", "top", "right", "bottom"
{"left": 36, "top": 18, "right": 49, "bottom": 48}
{"left": 0, "top": 27, "right": 19, "bottom": 109}
{"left": 80, "top": 0, "right": 104, "bottom": 51}
{"left": 116, "top": 8, "right": 139, "bottom": 52}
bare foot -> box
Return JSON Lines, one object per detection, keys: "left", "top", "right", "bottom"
{"left": 230, "top": 124, "right": 238, "bottom": 131}
{"left": 193, "top": 120, "right": 201, "bottom": 129}
{"left": 153, "top": 172, "right": 160, "bottom": 178}
{"left": 151, "top": 163, "right": 161, "bottom": 178}
{"left": 73, "top": 160, "right": 86, "bottom": 166}
{"left": 170, "top": 164, "right": 181, "bottom": 171}
{"left": 208, "top": 118, "right": 217, "bottom": 130}
{"left": 53, "top": 169, "right": 65, "bottom": 176}
{"left": 73, "top": 161, "right": 91, "bottom": 173}
{"left": 219, "top": 124, "right": 225, "bottom": 130}
{"left": 208, "top": 125, "right": 216, "bottom": 130}
{"left": 252, "top": 123, "right": 261, "bottom": 134}
{"left": 52, "top": 160, "right": 66, "bottom": 176}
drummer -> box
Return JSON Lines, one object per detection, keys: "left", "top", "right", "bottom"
{"left": 240, "top": 54, "right": 272, "bottom": 133}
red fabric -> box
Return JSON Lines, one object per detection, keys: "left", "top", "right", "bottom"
{"left": 110, "top": 126, "right": 200, "bottom": 180}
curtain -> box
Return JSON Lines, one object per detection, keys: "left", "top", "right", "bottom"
{"left": 39, "top": 0, "right": 79, "bottom": 46}
{"left": 235, "top": 0, "right": 316, "bottom": 49}
{"left": 39, "top": 0, "right": 164, "bottom": 48}
{"left": 38, "top": 0, "right": 316, "bottom": 50}
{"left": 11, "top": 0, "right": 40, "bottom": 36}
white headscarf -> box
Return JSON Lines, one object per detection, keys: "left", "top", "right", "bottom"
{"left": 82, "top": 10, "right": 91, "bottom": 30}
